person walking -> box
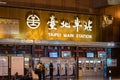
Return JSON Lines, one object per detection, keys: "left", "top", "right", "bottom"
{"left": 28, "top": 65, "right": 32, "bottom": 74}
{"left": 49, "top": 62, "right": 53, "bottom": 80}
{"left": 36, "top": 62, "right": 43, "bottom": 80}
{"left": 14, "top": 72, "right": 19, "bottom": 80}
{"left": 42, "top": 63, "right": 46, "bottom": 80}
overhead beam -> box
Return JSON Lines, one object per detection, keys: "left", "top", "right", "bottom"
{"left": 93, "top": 0, "right": 120, "bottom": 8}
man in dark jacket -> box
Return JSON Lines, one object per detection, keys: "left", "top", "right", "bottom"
{"left": 49, "top": 62, "right": 53, "bottom": 80}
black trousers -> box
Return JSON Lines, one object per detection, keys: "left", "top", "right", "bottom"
{"left": 50, "top": 72, "right": 53, "bottom": 80}
{"left": 43, "top": 71, "right": 45, "bottom": 80}
{"left": 38, "top": 72, "right": 42, "bottom": 80}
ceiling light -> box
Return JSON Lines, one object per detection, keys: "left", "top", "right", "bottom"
{"left": 0, "top": 1, "right": 7, "bottom": 5}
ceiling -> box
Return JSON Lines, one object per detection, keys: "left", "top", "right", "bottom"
{"left": 0, "top": 0, "right": 120, "bottom": 8}
{"left": 0, "top": 0, "right": 93, "bottom": 8}
{"left": 0, "top": 0, "right": 119, "bottom": 14}
{"left": 0, "top": 0, "right": 95, "bottom": 14}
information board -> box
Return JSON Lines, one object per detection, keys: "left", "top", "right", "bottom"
{"left": 60, "top": 58, "right": 68, "bottom": 76}
{"left": 52, "top": 58, "right": 61, "bottom": 76}
{"left": 0, "top": 18, "right": 19, "bottom": 34}
{"left": 68, "top": 58, "right": 76, "bottom": 76}
{"left": 11, "top": 57, "right": 24, "bottom": 75}
{"left": 40, "top": 57, "right": 51, "bottom": 76}
{"left": 107, "top": 58, "right": 117, "bottom": 67}
{"left": 0, "top": 56, "right": 8, "bottom": 76}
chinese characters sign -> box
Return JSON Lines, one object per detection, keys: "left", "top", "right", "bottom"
{"left": 24, "top": 11, "right": 98, "bottom": 42}
{"left": 47, "top": 15, "right": 58, "bottom": 30}
{"left": 45, "top": 13, "right": 96, "bottom": 42}
{"left": 47, "top": 16, "right": 92, "bottom": 32}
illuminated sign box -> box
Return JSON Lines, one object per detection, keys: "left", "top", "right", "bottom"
{"left": 0, "top": 18, "right": 19, "bottom": 34}
{"left": 25, "top": 11, "right": 98, "bottom": 42}
{"left": 0, "top": 7, "right": 99, "bottom": 42}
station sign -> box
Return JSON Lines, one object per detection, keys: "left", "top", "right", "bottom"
{"left": 25, "top": 11, "right": 98, "bottom": 42}
{"left": 0, "top": 8, "right": 98, "bottom": 42}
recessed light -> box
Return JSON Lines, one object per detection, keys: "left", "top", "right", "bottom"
{"left": 0, "top": 1, "right": 7, "bottom": 4}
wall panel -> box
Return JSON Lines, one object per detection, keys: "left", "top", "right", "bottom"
{"left": 100, "top": 4, "right": 120, "bottom": 42}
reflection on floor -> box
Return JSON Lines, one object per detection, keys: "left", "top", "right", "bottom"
{"left": 43, "top": 76, "right": 106, "bottom": 80}
{"left": 44, "top": 77, "right": 115, "bottom": 80}
{"left": 33, "top": 70, "right": 108, "bottom": 80}
{"left": 32, "top": 69, "right": 120, "bottom": 80}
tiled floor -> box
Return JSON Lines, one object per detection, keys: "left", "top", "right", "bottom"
{"left": 43, "top": 77, "right": 119, "bottom": 80}
{"left": 32, "top": 70, "right": 118, "bottom": 80}
{"left": 33, "top": 76, "right": 120, "bottom": 80}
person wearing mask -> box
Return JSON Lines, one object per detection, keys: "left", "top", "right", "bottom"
{"left": 49, "top": 62, "right": 53, "bottom": 80}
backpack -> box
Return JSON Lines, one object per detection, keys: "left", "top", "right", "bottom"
{"left": 39, "top": 64, "right": 43, "bottom": 71}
